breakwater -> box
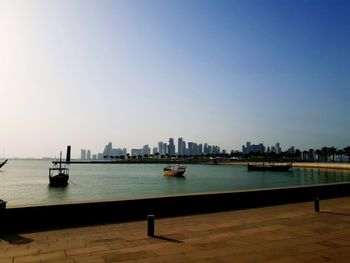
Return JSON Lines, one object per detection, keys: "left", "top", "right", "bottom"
{"left": 1, "top": 182, "right": 350, "bottom": 232}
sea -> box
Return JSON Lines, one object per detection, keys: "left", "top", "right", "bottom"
{"left": 1, "top": 160, "right": 350, "bottom": 207}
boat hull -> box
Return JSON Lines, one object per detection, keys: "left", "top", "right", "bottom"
{"left": 49, "top": 173, "right": 69, "bottom": 187}
{"left": 0, "top": 199, "right": 6, "bottom": 210}
{"left": 163, "top": 170, "right": 186, "bottom": 177}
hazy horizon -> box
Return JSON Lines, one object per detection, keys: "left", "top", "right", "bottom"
{"left": 1, "top": 0, "right": 350, "bottom": 158}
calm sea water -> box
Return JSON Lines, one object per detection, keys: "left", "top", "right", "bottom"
{"left": 1, "top": 160, "right": 350, "bottom": 207}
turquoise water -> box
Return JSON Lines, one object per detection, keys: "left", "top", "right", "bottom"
{"left": 1, "top": 160, "right": 350, "bottom": 207}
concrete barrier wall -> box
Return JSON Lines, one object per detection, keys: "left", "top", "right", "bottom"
{"left": 1, "top": 182, "right": 350, "bottom": 233}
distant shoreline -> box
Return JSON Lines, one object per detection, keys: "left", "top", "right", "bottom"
{"left": 57, "top": 160, "right": 350, "bottom": 170}
{"left": 6, "top": 159, "right": 350, "bottom": 170}
{"left": 221, "top": 161, "right": 350, "bottom": 170}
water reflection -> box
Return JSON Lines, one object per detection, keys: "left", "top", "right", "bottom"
{"left": 164, "top": 175, "right": 186, "bottom": 194}
{"left": 46, "top": 184, "right": 69, "bottom": 203}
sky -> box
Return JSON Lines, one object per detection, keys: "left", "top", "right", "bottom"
{"left": 1, "top": 0, "right": 349, "bottom": 158}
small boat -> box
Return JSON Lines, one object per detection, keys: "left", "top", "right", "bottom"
{"left": 163, "top": 165, "right": 186, "bottom": 177}
{"left": 49, "top": 152, "right": 69, "bottom": 186}
{"left": 0, "top": 199, "right": 6, "bottom": 209}
{"left": 247, "top": 162, "right": 292, "bottom": 172}
{"left": 0, "top": 159, "right": 8, "bottom": 169}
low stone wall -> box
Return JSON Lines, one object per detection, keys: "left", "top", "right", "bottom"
{"left": 1, "top": 182, "right": 350, "bottom": 233}
{"left": 292, "top": 162, "right": 350, "bottom": 170}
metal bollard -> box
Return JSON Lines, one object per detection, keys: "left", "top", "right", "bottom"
{"left": 314, "top": 197, "right": 320, "bottom": 212}
{"left": 147, "top": 215, "right": 155, "bottom": 237}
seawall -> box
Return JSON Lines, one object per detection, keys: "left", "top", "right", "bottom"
{"left": 292, "top": 162, "right": 350, "bottom": 170}
{"left": 1, "top": 182, "right": 350, "bottom": 233}
{"left": 222, "top": 162, "right": 350, "bottom": 170}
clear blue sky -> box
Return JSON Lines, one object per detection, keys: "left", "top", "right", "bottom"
{"left": 1, "top": 0, "right": 349, "bottom": 158}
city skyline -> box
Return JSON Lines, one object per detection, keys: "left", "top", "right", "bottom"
{"left": 80, "top": 138, "right": 224, "bottom": 160}
{"left": 1, "top": 0, "right": 350, "bottom": 158}
{"left": 79, "top": 138, "right": 349, "bottom": 161}
{"left": 3, "top": 136, "right": 350, "bottom": 159}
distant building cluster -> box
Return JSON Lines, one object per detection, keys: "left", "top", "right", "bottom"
{"left": 156, "top": 138, "right": 221, "bottom": 157}
{"left": 80, "top": 140, "right": 304, "bottom": 160}
{"left": 80, "top": 149, "right": 96, "bottom": 160}
{"left": 266, "top": 142, "right": 282, "bottom": 154}
{"left": 80, "top": 138, "right": 223, "bottom": 159}
{"left": 102, "top": 142, "right": 127, "bottom": 159}
{"left": 80, "top": 142, "right": 127, "bottom": 160}
{"left": 242, "top": 142, "right": 291, "bottom": 155}
{"left": 242, "top": 142, "right": 265, "bottom": 155}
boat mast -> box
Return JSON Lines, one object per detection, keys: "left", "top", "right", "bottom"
{"left": 59, "top": 151, "right": 62, "bottom": 170}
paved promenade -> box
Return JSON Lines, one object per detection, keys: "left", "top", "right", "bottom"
{"left": 1, "top": 197, "right": 350, "bottom": 263}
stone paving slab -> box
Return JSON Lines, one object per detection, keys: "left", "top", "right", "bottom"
{"left": 1, "top": 197, "right": 350, "bottom": 262}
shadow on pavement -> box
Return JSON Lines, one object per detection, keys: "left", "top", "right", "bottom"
{"left": 0, "top": 234, "right": 33, "bottom": 245}
{"left": 153, "top": 235, "right": 183, "bottom": 243}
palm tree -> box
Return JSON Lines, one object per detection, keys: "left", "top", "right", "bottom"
{"left": 308, "top": 149, "right": 314, "bottom": 162}
{"left": 337, "top": 149, "right": 344, "bottom": 163}
{"left": 302, "top": 150, "right": 309, "bottom": 161}
{"left": 344, "top": 146, "right": 350, "bottom": 163}
{"left": 315, "top": 149, "right": 321, "bottom": 162}
{"left": 295, "top": 149, "right": 301, "bottom": 161}
{"left": 328, "top": 147, "right": 337, "bottom": 162}
{"left": 321, "top": 147, "right": 329, "bottom": 162}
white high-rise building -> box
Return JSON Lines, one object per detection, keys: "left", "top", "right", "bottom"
{"left": 163, "top": 143, "right": 168, "bottom": 155}
{"left": 158, "top": 142, "right": 164, "bottom": 156}
{"left": 152, "top": 147, "right": 158, "bottom": 155}
{"left": 81, "top": 149, "right": 87, "bottom": 160}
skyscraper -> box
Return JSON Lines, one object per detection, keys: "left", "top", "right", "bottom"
{"left": 204, "top": 143, "right": 209, "bottom": 155}
{"left": 242, "top": 142, "right": 265, "bottom": 155}
{"left": 103, "top": 142, "right": 112, "bottom": 157}
{"left": 182, "top": 141, "right": 186, "bottom": 156}
{"left": 158, "top": 142, "right": 164, "bottom": 156}
{"left": 163, "top": 143, "right": 168, "bottom": 155}
{"left": 152, "top": 147, "right": 158, "bottom": 155}
{"left": 188, "top": 142, "right": 194, "bottom": 156}
{"left": 142, "top": 145, "right": 150, "bottom": 156}
{"left": 87, "top": 150, "right": 91, "bottom": 160}
{"left": 198, "top": 144, "right": 203, "bottom": 155}
{"left": 168, "top": 138, "right": 175, "bottom": 156}
{"left": 81, "top": 149, "right": 87, "bottom": 160}
{"left": 178, "top": 137, "right": 183, "bottom": 156}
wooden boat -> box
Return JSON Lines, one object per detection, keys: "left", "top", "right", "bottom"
{"left": 0, "top": 159, "right": 8, "bottom": 169}
{"left": 247, "top": 163, "right": 292, "bottom": 172}
{"left": 49, "top": 152, "right": 69, "bottom": 186}
{"left": 0, "top": 199, "right": 6, "bottom": 209}
{"left": 163, "top": 165, "right": 186, "bottom": 177}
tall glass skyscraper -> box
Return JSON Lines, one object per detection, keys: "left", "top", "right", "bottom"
{"left": 178, "top": 137, "right": 183, "bottom": 155}
{"left": 168, "top": 138, "right": 175, "bottom": 156}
